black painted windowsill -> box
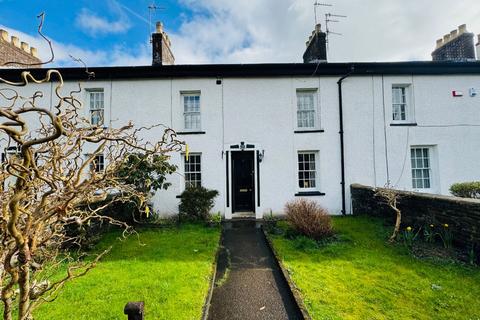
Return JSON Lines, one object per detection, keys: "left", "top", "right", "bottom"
{"left": 294, "top": 129, "right": 325, "bottom": 134}
{"left": 294, "top": 191, "right": 326, "bottom": 197}
{"left": 176, "top": 131, "right": 206, "bottom": 135}
{"left": 390, "top": 123, "right": 418, "bottom": 127}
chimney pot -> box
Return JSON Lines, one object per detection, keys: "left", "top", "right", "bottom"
{"left": 477, "top": 34, "right": 480, "bottom": 44}
{"left": 450, "top": 30, "right": 458, "bottom": 39}
{"left": 11, "top": 36, "right": 20, "bottom": 47}
{"left": 21, "top": 41, "right": 29, "bottom": 52}
{"left": 0, "top": 29, "right": 8, "bottom": 42}
{"left": 459, "top": 24, "right": 467, "bottom": 34}
{"left": 443, "top": 34, "right": 451, "bottom": 42}
{"left": 436, "top": 39, "right": 443, "bottom": 49}
{"left": 30, "top": 47, "right": 38, "bottom": 57}
{"left": 156, "top": 21, "right": 163, "bottom": 34}
{"left": 306, "top": 41, "right": 310, "bottom": 47}
{"left": 315, "top": 23, "right": 322, "bottom": 33}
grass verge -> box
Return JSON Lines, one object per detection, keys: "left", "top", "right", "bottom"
{"left": 269, "top": 216, "right": 480, "bottom": 320}
{"left": 33, "top": 224, "right": 220, "bottom": 320}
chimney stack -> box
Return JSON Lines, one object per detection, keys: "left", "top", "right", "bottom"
{"left": 152, "top": 21, "right": 174, "bottom": 66}
{"left": 303, "top": 23, "right": 327, "bottom": 63}
{"left": 432, "top": 24, "right": 476, "bottom": 62}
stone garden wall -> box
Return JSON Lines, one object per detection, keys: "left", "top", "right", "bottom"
{"left": 351, "top": 184, "right": 480, "bottom": 249}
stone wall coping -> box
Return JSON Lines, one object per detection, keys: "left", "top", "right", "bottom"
{"left": 351, "top": 183, "right": 480, "bottom": 205}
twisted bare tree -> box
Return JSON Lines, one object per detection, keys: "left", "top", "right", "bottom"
{"left": 375, "top": 184, "right": 402, "bottom": 242}
{"left": 0, "top": 15, "right": 184, "bottom": 320}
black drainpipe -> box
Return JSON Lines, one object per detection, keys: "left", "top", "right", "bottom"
{"left": 337, "top": 65, "right": 354, "bottom": 215}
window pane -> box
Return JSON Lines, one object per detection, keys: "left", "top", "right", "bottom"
{"left": 297, "top": 91, "right": 316, "bottom": 128}
{"left": 392, "top": 86, "right": 408, "bottom": 121}
{"left": 411, "top": 147, "right": 431, "bottom": 189}
{"left": 185, "top": 154, "right": 201, "bottom": 188}
{"left": 298, "top": 152, "right": 318, "bottom": 190}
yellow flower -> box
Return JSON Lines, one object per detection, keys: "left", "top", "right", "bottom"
{"left": 430, "top": 224, "right": 434, "bottom": 228}
{"left": 406, "top": 226, "right": 412, "bottom": 232}
{"left": 444, "top": 224, "right": 449, "bottom": 228}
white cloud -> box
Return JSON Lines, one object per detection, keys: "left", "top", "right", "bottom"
{"left": 76, "top": 8, "right": 131, "bottom": 37}
{"left": 168, "top": 0, "right": 480, "bottom": 64}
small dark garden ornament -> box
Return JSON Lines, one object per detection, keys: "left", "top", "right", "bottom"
{"left": 124, "top": 301, "right": 145, "bottom": 320}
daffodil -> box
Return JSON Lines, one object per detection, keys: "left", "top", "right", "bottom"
{"left": 430, "top": 224, "right": 434, "bottom": 228}
{"left": 444, "top": 223, "right": 449, "bottom": 228}
{"left": 406, "top": 226, "right": 412, "bottom": 232}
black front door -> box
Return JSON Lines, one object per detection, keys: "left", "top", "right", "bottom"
{"left": 232, "top": 151, "right": 255, "bottom": 212}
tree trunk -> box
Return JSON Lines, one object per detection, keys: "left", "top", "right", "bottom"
{"left": 18, "top": 248, "right": 31, "bottom": 320}
{"left": 2, "top": 298, "right": 13, "bottom": 320}
{"left": 389, "top": 208, "right": 402, "bottom": 242}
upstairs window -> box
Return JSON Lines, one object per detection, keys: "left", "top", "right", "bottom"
{"left": 88, "top": 90, "right": 104, "bottom": 126}
{"left": 296, "top": 90, "right": 317, "bottom": 129}
{"left": 182, "top": 92, "right": 201, "bottom": 130}
{"left": 411, "top": 147, "right": 431, "bottom": 190}
{"left": 392, "top": 85, "right": 410, "bottom": 122}
{"left": 298, "top": 152, "right": 318, "bottom": 190}
{"left": 184, "top": 154, "right": 201, "bottom": 188}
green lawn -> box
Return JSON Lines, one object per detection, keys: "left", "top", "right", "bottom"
{"left": 269, "top": 216, "right": 480, "bottom": 320}
{"left": 33, "top": 224, "right": 220, "bottom": 320}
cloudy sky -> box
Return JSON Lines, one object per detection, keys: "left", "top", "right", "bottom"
{"left": 1, "top": 0, "right": 479, "bottom": 66}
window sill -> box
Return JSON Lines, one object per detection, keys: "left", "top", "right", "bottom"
{"left": 176, "top": 131, "right": 206, "bottom": 135}
{"left": 390, "top": 123, "right": 417, "bottom": 127}
{"left": 294, "top": 129, "right": 325, "bottom": 134}
{"left": 294, "top": 191, "right": 326, "bottom": 197}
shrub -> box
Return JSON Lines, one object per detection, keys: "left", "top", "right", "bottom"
{"left": 285, "top": 199, "right": 334, "bottom": 240}
{"left": 179, "top": 187, "right": 219, "bottom": 221}
{"left": 450, "top": 181, "right": 480, "bottom": 199}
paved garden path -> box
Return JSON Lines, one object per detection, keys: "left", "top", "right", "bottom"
{"left": 207, "top": 220, "right": 303, "bottom": 320}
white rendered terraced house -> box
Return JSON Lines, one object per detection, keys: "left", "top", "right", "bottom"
{"left": 1, "top": 23, "right": 480, "bottom": 219}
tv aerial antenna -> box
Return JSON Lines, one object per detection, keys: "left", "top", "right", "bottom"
{"left": 325, "top": 13, "right": 347, "bottom": 51}
{"left": 148, "top": 2, "right": 166, "bottom": 42}
{"left": 314, "top": 1, "right": 332, "bottom": 29}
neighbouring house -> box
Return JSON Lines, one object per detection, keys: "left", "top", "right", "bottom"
{"left": 1, "top": 23, "right": 480, "bottom": 219}
{"left": 0, "top": 29, "right": 41, "bottom": 67}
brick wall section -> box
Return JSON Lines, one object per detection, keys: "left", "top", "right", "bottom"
{"left": 351, "top": 184, "right": 480, "bottom": 249}
{"left": 0, "top": 35, "right": 42, "bottom": 68}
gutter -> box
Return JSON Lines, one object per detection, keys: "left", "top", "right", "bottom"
{"left": 337, "top": 65, "right": 355, "bottom": 215}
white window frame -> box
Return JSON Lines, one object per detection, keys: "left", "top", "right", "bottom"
{"left": 296, "top": 89, "right": 319, "bottom": 130}
{"left": 297, "top": 151, "right": 320, "bottom": 192}
{"left": 87, "top": 154, "right": 105, "bottom": 173}
{"left": 87, "top": 89, "right": 105, "bottom": 126}
{"left": 392, "top": 84, "right": 413, "bottom": 123}
{"left": 184, "top": 153, "right": 202, "bottom": 189}
{"left": 181, "top": 91, "right": 201, "bottom": 131}
{"left": 410, "top": 146, "right": 434, "bottom": 192}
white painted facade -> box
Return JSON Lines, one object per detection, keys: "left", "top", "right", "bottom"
{"left": 2, "top": 68, "right": 480, "bottom": 218}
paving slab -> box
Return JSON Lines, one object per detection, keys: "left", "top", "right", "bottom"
{"left": 207, "top": 220, "right": 303, "bottom": 320}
